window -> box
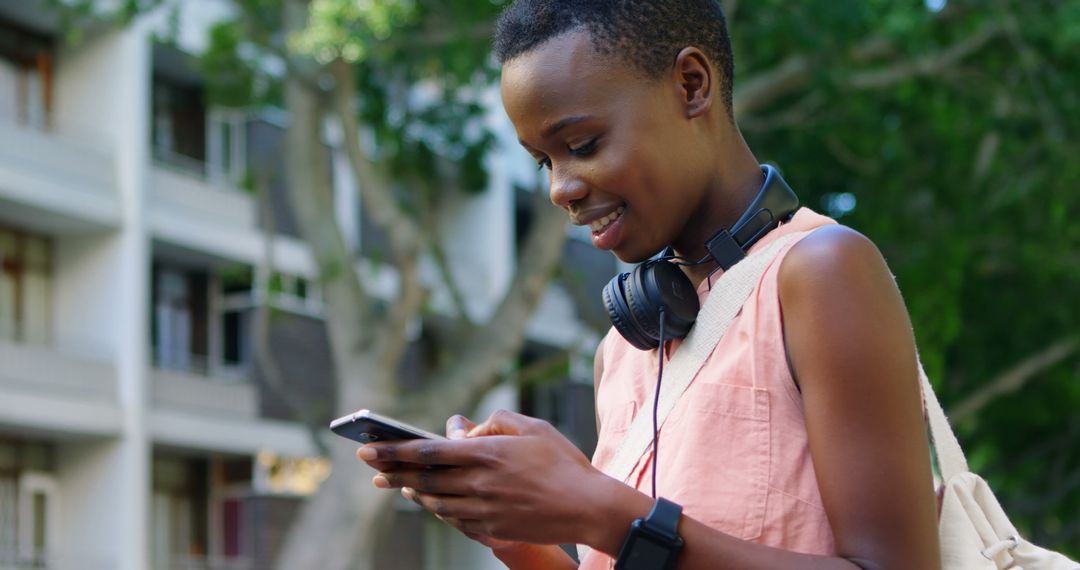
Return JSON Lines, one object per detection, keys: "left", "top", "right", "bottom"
{"left": 0, "top": 20, "right": 53, "bottom": 129}
{"left": 17, "top": 473, "right": 58, "bottom": 568}
{"left": 151, "top": 266, "right": 209, "bottom": 374}
{"left": 152, "top": 456, "right": 209, "bottom": 569}
{"left": 152, "top": 263, "right": 263, "bottom": 379}
{"left": 219, "top": 266, "right": 254, "bottom": 372}
{"left": 0, "top": 227, "right": 52, "bottom": 345}
{"left": 0, "top": 439, "right": 57, "bottom": 568}
{"left": 152, "top": 76, "right": 207, "bottom": 174}
{"left": 207, "top": 109, "right": 248, "bottom": 188}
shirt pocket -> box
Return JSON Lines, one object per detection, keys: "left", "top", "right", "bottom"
{"left": 665, "top": 382, "right": 770, "bottom": 541}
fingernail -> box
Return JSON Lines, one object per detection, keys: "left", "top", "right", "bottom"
{"left": 402, "top": 487, "right": 417, "bottom": 501}
{"left": 357, "top": 446, "right": 377, "bottom": 461}
{"left": 449, "top": 429, "right": 467, "bottom": 439}
{"left": 373, "top": 475, "right": 390, "bottom": 489}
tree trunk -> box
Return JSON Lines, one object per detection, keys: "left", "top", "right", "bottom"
{"left": 274, "top": 431, "right": 396, "bottom": 570}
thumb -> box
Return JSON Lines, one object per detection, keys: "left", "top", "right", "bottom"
{"left": 468, "top": 410, "right": 543, "bottom": 437}
{"left": 445, "top": 415, "right": 477, "bottom": 439}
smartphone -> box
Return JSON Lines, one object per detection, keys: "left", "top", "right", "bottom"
{"left": 329, "top": 409, "right": 446, "bottom": 444}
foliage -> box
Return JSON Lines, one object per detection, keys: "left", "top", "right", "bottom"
{"left": 200, "top": 1, "right": 502, "bottom": 228}
{"left": 733, "top": 0, "right": 1080, "bottom": 554}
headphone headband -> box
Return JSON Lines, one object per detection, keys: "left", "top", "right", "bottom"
{"left": 703, "top": 164, "right": 800, "bottom": 271}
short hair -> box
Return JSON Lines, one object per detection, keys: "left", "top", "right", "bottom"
{"left": 494, "top": 0, "right": 735, "bottom": 117}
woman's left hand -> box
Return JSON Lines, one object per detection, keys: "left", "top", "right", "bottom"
{"left": 358, "top": 409, "right": 620, "bottom": 547}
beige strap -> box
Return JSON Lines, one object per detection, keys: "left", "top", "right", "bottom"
{"left": 919, "top": 364, "right": 970, "bottom": 482}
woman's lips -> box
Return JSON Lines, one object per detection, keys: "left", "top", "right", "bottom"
{"left": 591, "top": 207, "right": 625, "bottom": 250}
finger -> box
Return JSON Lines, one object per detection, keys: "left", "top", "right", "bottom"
{"left": 359, "top": 438, "right": 494, "bottom": 466}
{"left": 412, "top": 491, "right": 486, "bottom": 521}
{"left": 454, "top": 517, "right": 492, "bottom": 538}
{"left": 355, "top": 448, "right": 412, "bottom": 472}
{"left": 467, "top": 409, "right": 547, "bottom": 438}
{"left": 446, "top": 415, "right": 477, "bottom": 439}
{"left": 375, "top": 467, "right": 475, "bottom": 496}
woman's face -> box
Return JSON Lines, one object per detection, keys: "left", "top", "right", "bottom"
{"left": 500, "top": 30, "right": 711, "bottom": 263}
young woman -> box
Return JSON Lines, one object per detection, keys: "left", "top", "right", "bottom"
{"left": 359, "top": 1, "right": 941, "bottom": 568}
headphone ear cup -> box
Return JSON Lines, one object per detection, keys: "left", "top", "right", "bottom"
{"left": 634, "top": 261, "right": 700, "bottom": 342}
{"left": 626, "top": 263, "right": 662, "bottom": 342}
{"left": 603, "top": 272, "right": 659, "bottom": 351}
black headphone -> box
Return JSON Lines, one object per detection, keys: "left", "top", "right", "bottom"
{"left": 602, "top": 164, "right": 800, "bottom": 351}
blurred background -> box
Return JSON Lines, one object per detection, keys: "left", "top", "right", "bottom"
{"left": 0, "top": 0, "right": 1075, "bottom": 568}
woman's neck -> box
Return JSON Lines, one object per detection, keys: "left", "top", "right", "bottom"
{"left": 673, "top": 135, "right": 763, "bottom": 288}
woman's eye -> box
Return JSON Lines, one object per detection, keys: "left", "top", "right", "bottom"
{"left": 536, "top": 157, "right": 552, "bottom": 171}
{"left": 569, "top": 139, "right": 598, "bottom": 157}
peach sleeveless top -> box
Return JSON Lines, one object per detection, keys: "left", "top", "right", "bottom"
{"left": 580, "top": 209, "right": 838, "bottom": 569}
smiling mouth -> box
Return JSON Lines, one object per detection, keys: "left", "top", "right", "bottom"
{"left": 589, "top": 206, "right": 625, "bottom": 233}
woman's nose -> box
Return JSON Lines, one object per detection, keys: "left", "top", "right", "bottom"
{"left": 548, "top": 166, "right": 588, "bottom": 208}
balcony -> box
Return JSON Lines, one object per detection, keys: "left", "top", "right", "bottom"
{"left": 151, "top": 367, "right": 257, "bottom": 417}
{"left": 147, "top": 164, "right": 260, "bottom": 256}
{"left": 149, "top": 367, "right": 315, "bottom": 457}
{"left": 0, "top": 120, "right": 119, "bottom": 233}
{"left": 0, "top": 340, "right": 120, "bottom": 436}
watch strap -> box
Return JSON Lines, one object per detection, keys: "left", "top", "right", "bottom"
{"left": 645, "top": 497, "right": 683, "bottom": 540}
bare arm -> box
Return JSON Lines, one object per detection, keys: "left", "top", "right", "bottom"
{"left": 493, "top": 544, "right": 578, "bottom": 569}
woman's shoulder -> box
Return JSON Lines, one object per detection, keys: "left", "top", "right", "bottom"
{"left": 779, "top": 224, "right": 891, "bottom": 301}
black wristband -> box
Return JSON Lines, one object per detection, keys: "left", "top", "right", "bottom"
{"left": 614, "top": 497, "right": 684, "bottom": 570}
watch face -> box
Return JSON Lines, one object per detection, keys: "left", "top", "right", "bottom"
{"left": 623, "top": 533, "right": 673, "bottom": 568}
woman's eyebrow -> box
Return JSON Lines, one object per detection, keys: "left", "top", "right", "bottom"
{"left": 542, "top": 115, "right": 593, "bottom": 138}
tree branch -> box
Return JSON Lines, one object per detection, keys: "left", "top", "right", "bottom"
{"left": 330, "top": 58, "right": 426, "bottom": 372}
{"left": 282, "top": 0, "right": 378, "bottom": 388}
{"left": 948, "top": 337, "right": 1079, "bottom": 423}
{"left": 972, "top": 92, "right": 1011, "bottom": 183}
{"left": 252, "top": 156, "right": 330, "bottom": 456}
{"left": 403, "top": 185, "right": 569, "bottom": 421}
{"left": 426, "top": 232, "right": 474, "bottom": 325}
{"left": 734, "top": 54, "right": 812, "bottom": 118}
{"left": 824, "top": 134, "right": 880, "bottom": 176}
{"left": 733, "top": 8, "right": 992, "bottom": 118}
{"left": 848, "top": 22, "right": 1006, "bottom": 90}
{"left": 739, "top": 91, "right": 825, "bottom": 133}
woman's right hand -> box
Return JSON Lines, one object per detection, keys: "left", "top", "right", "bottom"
{"left": 399, "top": 414, "right": 525, "bottom": 554}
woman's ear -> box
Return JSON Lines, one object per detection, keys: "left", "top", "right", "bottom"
{"left": 673, "top": 47, "right": 714, "bottom": 119}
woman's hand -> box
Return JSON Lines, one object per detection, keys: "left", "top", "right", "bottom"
{"left": 357, "top": 410, "right": 621, "bottom": 548}
{"left": 398, "top": 415, "right": 524, "bottom": 552}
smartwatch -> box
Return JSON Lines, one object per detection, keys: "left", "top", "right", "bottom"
{"left": 614, "top": 497, "right": 684, "bottom": 570}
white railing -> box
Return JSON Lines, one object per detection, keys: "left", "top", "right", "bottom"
{"left": 0, "top": 340, "right": 116, "bottom": 401}
{"left": 0, "top": 118, "right": 115, "bottom": 201}
{"left": 153, "top": 554, "right": 255, "bottom": 570}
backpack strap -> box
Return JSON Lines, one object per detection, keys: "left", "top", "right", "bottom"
{"left": 919, "top": 365, "right": 970, "bottom": 482}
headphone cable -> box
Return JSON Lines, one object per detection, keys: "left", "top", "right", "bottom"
{"left": 652, "top": 307, "right": 666, "bottom": 500}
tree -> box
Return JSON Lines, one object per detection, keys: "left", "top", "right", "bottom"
{"left": 55, "top": 0, "right": 1079, "bottom": 564}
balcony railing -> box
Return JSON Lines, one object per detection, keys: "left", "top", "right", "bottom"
{"left": 0, "top": 118, "right": 118, "bottom": 227}
{"left": 152, "top": 555, "right": 254, "bottom": 570}
{"left": 0, "top": 340, "right": 115, "bottom": 401}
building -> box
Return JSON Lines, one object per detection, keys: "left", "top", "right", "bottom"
{"left": 0, "top": 2, "right": 613, "bottom": 569}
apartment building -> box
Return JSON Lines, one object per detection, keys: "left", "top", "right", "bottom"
{"left": 0, "top": 3, "right": 611, "bottom": 570}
